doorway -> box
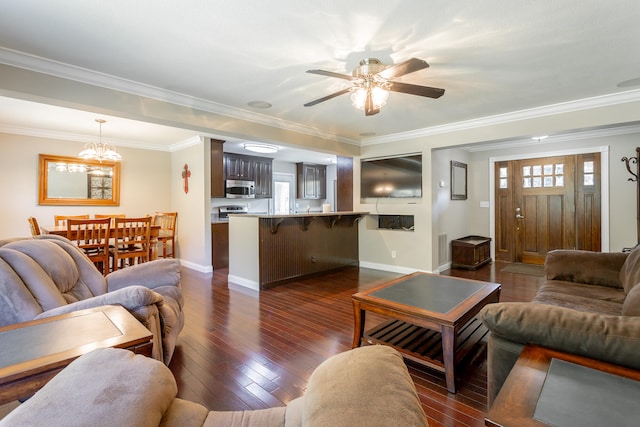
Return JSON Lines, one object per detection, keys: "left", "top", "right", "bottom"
{"left": 494, "top": 152, "right": 602, "bottom": 264}
{"left": 273, "top": 173, "right": 295, "bottom": 215}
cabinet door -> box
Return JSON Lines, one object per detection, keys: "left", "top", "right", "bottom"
{"left": 303, "top": 164, "right": 318, "bottom": 198}
{"left": 253, "top": 159, "right": 273, "bottom": 198}
{"left": 211, "top": 222, "right": 229, "bottom": 269}
{"left": 210, "top": 139, "right": 225, "bottom": 197}
{"left": 315, "top": 165, "right": 327, "bottom": 199}
{"left": 297, "top": 163, "right": 327, "bottom": 199}
{"left": 225, "top": 154, "right": 253, "bottom": 180}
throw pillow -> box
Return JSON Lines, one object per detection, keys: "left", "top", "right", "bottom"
{"left": 622, "top": 284, "right": 640, "bottom": 316}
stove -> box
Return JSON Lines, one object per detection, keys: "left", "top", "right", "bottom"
{"left": 218, "top": 205, "right": 248, "bottom": 220}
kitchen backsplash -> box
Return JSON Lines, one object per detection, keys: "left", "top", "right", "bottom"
{"left": 210, "top": 197, "right": 329, "bottom": 219}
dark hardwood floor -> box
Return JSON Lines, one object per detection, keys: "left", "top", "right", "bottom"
{"left": 169, "top": 260, "right": 543, "bottom": 426}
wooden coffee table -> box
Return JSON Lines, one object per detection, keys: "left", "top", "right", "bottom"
{"left": 352, "top": 272, "right": 500, "bottom": 393}
{"left": 0, "top": 305, "right": 153, "bottom": 405}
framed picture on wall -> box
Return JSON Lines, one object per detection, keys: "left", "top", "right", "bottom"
{"left": 88, "top": 175, "right": 113, "bottom": 200}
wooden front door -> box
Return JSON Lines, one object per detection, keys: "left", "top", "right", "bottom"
{"left": 495, "top": 153, "right": 601, "bottom": 264}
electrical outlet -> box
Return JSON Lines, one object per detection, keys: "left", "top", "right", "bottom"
{"left": 391, "top": 250, "right": 397, "bottom": 258}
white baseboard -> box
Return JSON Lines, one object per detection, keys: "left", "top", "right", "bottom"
{"left": 179, "top": 259, "right": 213, "bottom": 274}
{"left": 434, "top": 262, "right": 452, "bottom": 274}
{"left": 227, "top": 274, "right": 260, "bottom": 291}
{"left": 359, "top": 261, "right": 434, "bottom": 275}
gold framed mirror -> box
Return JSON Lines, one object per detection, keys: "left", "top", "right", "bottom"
{"left": 38, "top": 154, "right": 121, "bottom": 206}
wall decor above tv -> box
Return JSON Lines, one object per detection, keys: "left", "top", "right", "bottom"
{"left": 360, "top": 154, "right": 422, "bottom": 198}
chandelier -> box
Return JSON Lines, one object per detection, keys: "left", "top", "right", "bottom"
{"left": 78, "top": 119, "right": 122, "bottom": 162}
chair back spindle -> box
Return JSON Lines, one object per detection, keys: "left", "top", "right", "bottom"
{"left": 66, "top": 218, "right": 111, "bottom": 275}
{"left": 152, "top": 212, "right": 178, "bottom": 258}
{"left": 111, "top": 217, "right": 152, "bottom": 271}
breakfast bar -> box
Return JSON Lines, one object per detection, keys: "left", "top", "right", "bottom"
{"left": 228, "top": 212, "right": 367, "bottom": 290}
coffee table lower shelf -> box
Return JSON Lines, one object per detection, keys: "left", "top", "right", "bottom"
{"left": 361, "top": 318, "right": 488, "bottom": 373}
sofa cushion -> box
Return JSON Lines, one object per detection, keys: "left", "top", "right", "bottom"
{"left": 302, "top": 345, "right": 427, "bottom": 427}
{"left": 203, "top": 408, "right": 286, "bottom": 427}
{"left": 545, "top": 249, "right": 627, "bottom": 288}
{"left": 622, "top": 284, "right": 640, "bottom": 316}
{"left": 159, "top": 398, "right": 209, "bottom": 427}
{"left": 0, "top": 348, "right": 177, "bottom": 427}
{"left": 533, "top": 281, "right": 625, "bottom": 315}
{"left": 480, "top": 302, "right": 640, "bottom": 370}
{"left": 620, "top": 246, "right": 640, "bottom": 293}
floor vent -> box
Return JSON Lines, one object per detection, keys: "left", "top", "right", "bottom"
{"left": 438, "top": 233, "right": 448, "bottom": 265}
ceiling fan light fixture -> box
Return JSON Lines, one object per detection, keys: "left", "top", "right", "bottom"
{"left": 243, "top": 143, "right": 279, "bottom": 154}
{"left": 78, "top": 119, "right": 122, "bottom": 162}
{"left": 350, "top": 86, "right": 389, "bottom": 110}
{"left": 305, "top": 57, "right": 442, "bottom": 116}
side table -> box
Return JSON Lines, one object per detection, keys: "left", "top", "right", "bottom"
{"left": 485, "top": 345, "right": 640, "bottom": 427}
{"left": 0, "top": 305, "right": 153, "bottom": 405}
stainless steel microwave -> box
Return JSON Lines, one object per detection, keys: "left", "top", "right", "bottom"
{"left": 225, "top": 179, "right": 255, "bottom": 198}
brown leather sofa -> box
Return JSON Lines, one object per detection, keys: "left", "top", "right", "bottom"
{"left": 0, "top": 345, "right": 428, "bottom": 427}
{"left": 0, "top": 235, "right": 183, "bottom": 364}
{"left": 480, "top": 247, "right": 640, "bottom": 405}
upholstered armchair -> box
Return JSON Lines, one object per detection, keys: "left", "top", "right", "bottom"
{"left": 0, "top": 235, "right": 184, "bottom": 364}
{"left": 0, "top": 346, "right": 428, "bottom": 427}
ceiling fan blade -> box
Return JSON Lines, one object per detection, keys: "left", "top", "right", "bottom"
{"left": 378, "top": 58, "right": 429, "bottom": 79}
{"left": 306, "top": 69, "right": 357, "bottom": 81}
{"left": 304, "top": 88, "right": 351, "bottom": 107}
{"left": 387, "top": 81, "right": 445, "bottom": 98}
{"left": 365, "top": 91, "right": 380, "bottom": 116}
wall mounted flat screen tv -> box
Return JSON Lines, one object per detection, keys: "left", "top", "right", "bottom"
{"left": 360, "top": 154, "right": 422, "bottom": 198}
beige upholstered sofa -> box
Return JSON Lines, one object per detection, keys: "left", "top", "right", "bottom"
{"left": 480, "top": 247, "right": 640, "bottom": 405}
{"left": 0, "top": 345, "right": 428, "bottom": 427}
{"left": 0, "top": 235, "right": 183, "bottom": 364}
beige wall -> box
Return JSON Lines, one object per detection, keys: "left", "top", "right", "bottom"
{"left": 2, "top": 64, "right": 640, "bottom": 275}
{"left": 0, "top": 132, "right": 171, "bottom": 237}
{"left": 0, "top": 132, "right": 214, "bottom": 272}
{"left": 356, "top": 128, "right": 640, "bottom": 273}
{"left": 170, "top": 137, "right": 212, "bottom": 272}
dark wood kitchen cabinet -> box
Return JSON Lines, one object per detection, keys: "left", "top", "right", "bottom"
{"left": 224, "top": 153, "right": 273, "bottom": 198}
{"left": 211, "top": 222, "right": 229, "bottom": 269}
{"left": 210, "top": 139, "right": 225, "bottom": 198}
{"left": 296, "top": 163, "right": 326, "bottom": 199}
{"left": 336, "top": 156, "right": 353, "bottom": 211}
{"left": 224, "top": 153, "right": 253, "bottom": 180}
{"left": 253, "top": 157, "right": 273, "bottom": 198}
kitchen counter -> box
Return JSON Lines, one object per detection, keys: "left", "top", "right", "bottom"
{"left": 228, "top": 212, "right": 367, "bottom": 290}
{"left": 233, "top": 211, "right": 368, "bottom": 219}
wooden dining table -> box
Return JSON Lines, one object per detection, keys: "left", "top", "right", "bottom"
{"left": 41, "top": 224, "right": 162, "bottom": 261}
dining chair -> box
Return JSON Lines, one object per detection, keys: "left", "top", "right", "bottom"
{"left": 54, "top": 214, "right": 90, "bottom": 227}
{"left": 110, "top": 216, "right": 152, "bottom": 271}
{"left": 94, "top": 214, "right": 126, "bottom": 227}
{"left": 152, "top": 212, "right": 178, "bottom": 258}
{"left": 66, "top": 218, "right": 111, "bottom": 275}
{"left": 27, "top": 217, "right": 42, "bottom": 237}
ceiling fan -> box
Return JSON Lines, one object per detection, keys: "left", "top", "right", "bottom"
{"left": 304, "top": 57, "right": 445, "bottom": 116}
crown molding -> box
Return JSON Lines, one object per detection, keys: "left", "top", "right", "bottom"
{"left": 3, "top": 47, "right": 640, "bottom": 150}
{"left": 0, "top": 48, "right": 359, "bottom": 146}
{"left": 362, "top": 89, "right": 640, "bottom": 146}
{"left": 169, "top": 135, "right": 203, "bottom": 152}
{"left": 0, "top": 123, "right": 172, "bottom": 151}
{"left": 461, "top": 122, "right": 640, "bottom": 152}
